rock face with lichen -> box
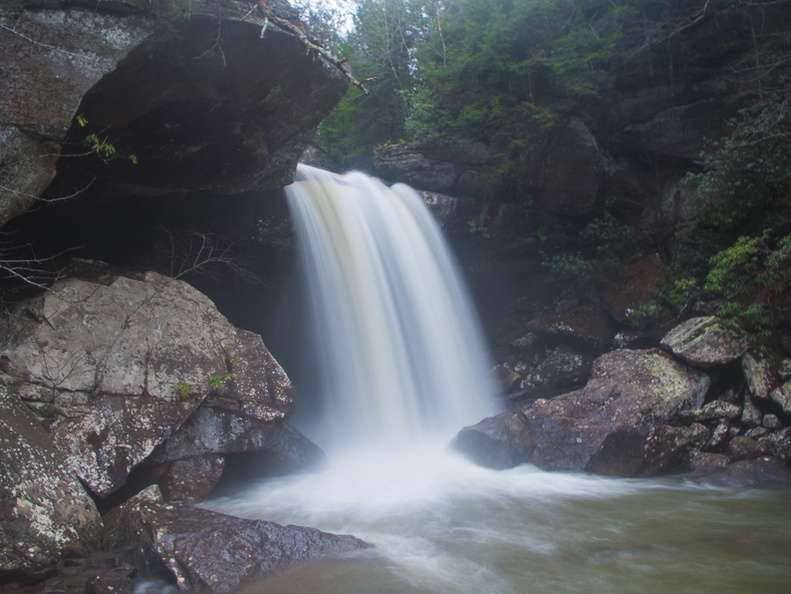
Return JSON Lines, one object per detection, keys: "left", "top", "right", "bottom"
{"left": 0, "top": 263, "right": 294, "bottom": 498}
{"left": 0, "top": 384, "right": 103, "bottom": 584}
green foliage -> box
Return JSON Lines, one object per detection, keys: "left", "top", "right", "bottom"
{"left": 543, "top": 252, "right": 602, "bottom": 297}
{"left": 209, "top": 373, "right": 232, "bottom": 388}
{"left": 77, "top": 114, "right": 138, "bottom": 165}
{"left": 702, "top": 231, "right": 791, "bottom": 339}
{"left": 170, "top": 381, "right": 195, "bottom": 400}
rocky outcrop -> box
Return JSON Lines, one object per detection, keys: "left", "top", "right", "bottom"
{"left": 0, "top": 0, "right": 348, "bottom": 226}
{"left": 460, "top": 314, "right": 791, "bottom": 486}
{"left": 0, "top": 385, "right": 103, "bottom": 583}
{"left": 455, "top": 348, "right": 710, "bottom": 475}
{"left": 102, "top": 485, "right": 372, "bottom": 593}
{"left": 0, "top": 264, "right": 294, "bottom": 498}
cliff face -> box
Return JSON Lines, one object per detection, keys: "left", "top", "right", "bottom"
{"left": 0, "top": 0, "right": 348, "bottom": 223}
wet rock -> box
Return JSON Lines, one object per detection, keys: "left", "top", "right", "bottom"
{"left": 451, "top": 412, "right": 534, "bottom": 470}
{"left": 728, "top": 436, "right": 769, "bottom": 461}
{"left": 0, "top": 266, "right": 293, "bottom": 497}
{"left": 661, "top": 316, "right": 748, "bottom": 368}
{"left": 703, "top": 421, "right": 730, "bottom": 451}
{"left": 150, "top": 455, "right": 226, "bottom": 504}
{"left": 742, "top": 348, "right": 780, "bottom": 401}
{"left": 697, "top": 458, "right": 791, "bottom": 488}
{"left": 454, "top": 349, "right": 710, "bottom": 476}
{"left": 0, "top": 385, "right": 102, "bottom": 583}
{"left": 780, "top": 358, "right": 791, "bottom": 381}
{"left": 686, "top": 450, "right": 730, "bottom": 474}
{"left": 102, "top": 486, "right": 372, "bottom": 593}
{"left": 510, "top": 332, "right": 540, "bottom": 352}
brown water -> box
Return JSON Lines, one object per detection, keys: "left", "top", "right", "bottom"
{"left": 205, "top": 449, "right": 791, "bottom": 594}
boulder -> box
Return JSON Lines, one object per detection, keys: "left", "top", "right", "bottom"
{"left": 697, "top": 458, "right": 791, "bottom": 488}
{"left": 661, "top": 316, "right": 748, "bottom": 368}
{"left": 0, "top": 265, "right": 293, "bottom": 497}
{"left": 769, "top": 380, "right": 791, "bottom": 415}
{"left": 516, "top": 344, "right": 595, "bottom": 400}
{"left": 454, "top": 349, "right": 711, "bottom": 476}
{"left": 0, "top": 385, "right": 103, "bottom": 583}
{"left": 742, "top": 347, "right": 780, "bottom": 401}
{"left": 102, "top": 486, "right": 372, "bottom": 593}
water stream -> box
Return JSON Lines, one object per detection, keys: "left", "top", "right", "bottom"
{"left": 205, "top": 167, "right": 791, "bottom": 593}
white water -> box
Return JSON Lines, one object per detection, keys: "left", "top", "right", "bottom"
{"left": 204, "top": 167, "right": 791, "bottom": 593}
{"left": 283, "top": 164, "right": 497, "bottom": 451}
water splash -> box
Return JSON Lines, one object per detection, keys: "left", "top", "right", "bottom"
{"left": 285, "top": 164, "right": 497, "bottom": 451}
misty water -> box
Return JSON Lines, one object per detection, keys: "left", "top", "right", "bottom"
{"left": 206, "top": 167, "right": 790, "bottom": 594}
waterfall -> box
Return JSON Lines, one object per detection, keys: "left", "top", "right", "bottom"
{"left": 285, "top": 164, "right": 497, "bottom": 451}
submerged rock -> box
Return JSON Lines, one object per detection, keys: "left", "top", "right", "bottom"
{"left": 696, "top": 458, "right": 791, "bottom": 488}
{"left": 102, "top": 486, "right": 372, "bottom": 593}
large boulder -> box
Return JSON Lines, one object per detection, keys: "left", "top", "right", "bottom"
{"left": 102, "top": 485, "right": 372, "bottom": 593}
{"left": 0, "top": 0, "right": 348, "bottom": 225}
{"left": 0, "top": 385, "right": 103, "bottom": 583}
{"left": 660, "top": 316, "right": 748, "bottom": 368}
{"left": 454, "top": 348, "right": 711, "bottom": 476}
{"left": 0, "top": 264, "right": 294, "bottom": 497}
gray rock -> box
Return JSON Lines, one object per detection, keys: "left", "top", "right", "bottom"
{"left": 517, "top": 345, "right": 595, "bottom": 399}
{"left": 454, "top": 349, "right": 710, "bottom": 476}
{"left": 681, "top": 399, "right": 742, "bottom": 424}
{"left": 763, "top": 414, "right": 782, "bottom": 430}
{"left": 697, "top": 458, "right": 791, "bottom": 488}
{"left": 728, "top": 436, "right": 769, "bottom": 461}
{"left": 0, "top": 268, "right": 293, "bottom": 497}
{"left": 769, "top": 380, "right": 791, "bottom": 415}
{"left": 0, "top": 385, "right": 103, "bottom": 583}
{"left": 102, "top": 486, "right": 372, "bottom": 593}
{"left": 661, "top": 316, "right": 748, "bottom": 368}
{"left": 742, "top": 348, "right": 780, "bottom": 400}
{"left": 741, "top": 392, "right": 763, "bottom": 428}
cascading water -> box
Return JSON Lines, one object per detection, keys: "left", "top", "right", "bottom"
{"left": 203, "top": 167, "right": 791, "bottom": 594}
{"left": 283, "top": 164, "right": 497, "bottom": 451}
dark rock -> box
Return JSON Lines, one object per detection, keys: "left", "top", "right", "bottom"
{"left": 623, "top": 98, "right": 740, "bottom": 160}
{"left": 373, "top": 142, "right": 490, "bottom": 197}
{"left": 0, "top": 267, "right": 293, "bottom": 497}
{"left": 454, "top": 349, "right": 710, "bottom": 476}
{"left": 0, "top": 5, "right": 155, "bottom": 225}
{"left": 526, "top": 305, "right": 615, "bottom": 354}
{"left": 517, "top": 345, "right": 595, "bottom": 399}
{"left": 0, "top": 385, "right": 102, "bottom": 584}
{"left": 528, "top": 117, "right": 606, "bottom": 216}
{"left": 600, "top": 255, "right": 666, "bottom": 326}
{"left": 661, "top": 316, "right": 748, "bottom": 368}
{"left": 703, "top": 421, "right": 730, "bottom": 451}
{"left": 151, "top": 455, "right": 226, "bottom": 504}
{"left": 686, "top": 450, "right": 730, "bottom": 474}
{"left": 510, "top": 332, "right": 540, "bottom": 352}
{"left": 451, "top": 412, "right": 534, "bottom": 470}
{"left": 728, "top": 436, "right": 770, "bottom": 461}
{"left": 697, "top": 458, "right": 791, "bottom": 488}
{"left": 763, "top": 414, "right": 782, "bottom": 430}
{"left": 102, "top": 486, "right": 372, "bottom": 593}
